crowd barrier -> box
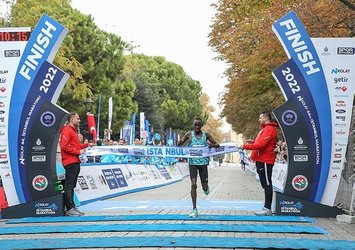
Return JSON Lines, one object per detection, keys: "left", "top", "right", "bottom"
{"left": 56, "top": 161, "right": 189, "bottom": 205}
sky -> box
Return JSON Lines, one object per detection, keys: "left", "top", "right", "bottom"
{"left": 70, "top": 0, "right": 231, "bottom": 131}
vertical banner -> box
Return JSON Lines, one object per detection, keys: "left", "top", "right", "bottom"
{"left": 120, "top": 121, "right": 132, "bottom": 144}
{"left": 6, "top": 14, "right": 68, "bottom": 205}
{"left": 108, "top": 97, "right": 113, "bottom": 140}
{"left": 312, "top": 38, "right": 355, "bottom": 206}
{"left": 145, "top": 118, "right": 150, "bottom": 142}
{"left": 273, "top": 11, "right": 354, "bottom": 215}
{"left": 0, "top": 27, "right": 31, "bottom": 205}
{"left": 273, "top": 11, "right": 330, "bottom": 203}
{"left": 131, "top": 113, "right": 136, "bottom": 145}
{"left": 139, "top": 112, "right": 145, "bottom": 140}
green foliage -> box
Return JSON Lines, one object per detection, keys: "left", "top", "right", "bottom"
{"left": 209, "top": 0, "right": 354, "bottom": 138}
{"left": 9, "top": 0, "right": 137, "bottom": 136}
{"left": 123, "top": 54, "right": 203, "bottom": 132}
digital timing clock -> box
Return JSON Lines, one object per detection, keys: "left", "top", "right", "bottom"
{"left": 0, "top": 31, "right": 31, "bottom": 42}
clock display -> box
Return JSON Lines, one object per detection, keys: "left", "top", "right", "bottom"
{"left": 0, "top": 31, "right": 31, "bottom": 42}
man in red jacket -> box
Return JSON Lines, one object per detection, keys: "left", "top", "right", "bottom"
{"left": 242, "top": 111, "right": 278, "bottom": 215}
{"left": 60, "top": 112, "right": 89, "bottom": 216}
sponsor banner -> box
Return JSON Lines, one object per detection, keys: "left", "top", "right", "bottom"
{"left": 73, "top": 162, "right": 189, "bottom": 204}
{"left": 17, "top": 62, "right": 68, "bottom": 201}
{"left": 8, "top": 15, "right": 68, "bottom": 204}
{"left": 272, "top": 59, "right": 321, "bottom": 201}
{"left": 275, "top": 192, "right": 341, "bottom": 217}
{"left": 312, "top": 38, "right": 355, "bottom": 206}
{"left": 0, "top": 27, "right": 31, "bottom": 206}
{"left": 120, "top": 122, "right": 132, "bottom": 145}
{"left": 273, "top": 100, "right": 314, "bottom": 200}
{"left": 83, "top": 142, "right": 240, "bottom": 159}
{"left": 273, "top": 11, "right": 331, "bottom": 202}
{"left": 24, "top": 101, "right": 67, "bottom": 201}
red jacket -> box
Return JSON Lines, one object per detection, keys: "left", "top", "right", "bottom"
{"left": 60, "top": 124, "right": 88, "bottom": 167}
{"left": 243, "top": 121, "right": 278, "bottom": 165}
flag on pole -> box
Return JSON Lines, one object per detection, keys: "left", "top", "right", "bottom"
{"left": 87, "top": 113, "right": 97, "bottom": 141}
{"left": 131, "top": 113, "right": 136, "bottom": 145}
{"left": 96, "top": 95, "right": 101, "bottom": 140}
{"left": 139, "top": 112, "right": 145, "bottom": 139}
{"left": 108, "top": 97, "right": 113, "bottom": 140}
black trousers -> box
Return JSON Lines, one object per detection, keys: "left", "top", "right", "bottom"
{"left": 64, "top": 162, "right": 80, "bottom": 210}
{"left": 255, "top": 161, "right": 274, "bottom": 210}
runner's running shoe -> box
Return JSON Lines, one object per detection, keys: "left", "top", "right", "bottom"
{"left": 189, "top": 209, "right": 199, "bottom": 218}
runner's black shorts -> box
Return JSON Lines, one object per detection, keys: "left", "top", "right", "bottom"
{"left": 189, "top": 165, "right": 208, "bottom": 183}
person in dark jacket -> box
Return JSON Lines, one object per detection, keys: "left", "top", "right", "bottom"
{"left": 242, "top": 111, "right": 278, "bottom": 215}
{"left": 60, "top": 112, "right": 89, "bottom": 216}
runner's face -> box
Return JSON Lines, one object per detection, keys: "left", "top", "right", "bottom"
{"left": 194, "top": 120, "right": 202, "bottom": 132}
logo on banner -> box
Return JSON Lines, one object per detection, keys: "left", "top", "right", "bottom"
{"left": 320, "top": 46, "right": 331, "bottom": 56}
{"left": 4, "top": 50, "right": 20, "bottom": 57}
{"left": 0, "top": 86, "right": 5, "bottom": 92}
{"left": 335, "top": 142, "right": 346, "bottom": 147}
{"left": 294, "top": 137, "right": 308, "bottom": 151}
{"left": 77, "top": 176, "right": 89, "bottom": 190}
{"left": 333, "top": 77, "right": 348, "bottom": 84}
{"left": 292, "top": 175, "right": 308, "bottom": 191}
{"left": 281, "top": 110, "right": 297, "bottom": 126}
{"left": 336, "top": 116, "right": 346, "bottom": 121}
{"left": 293, "top": 155, "right": 308, "bottom": 162}
{"left": 335, "top": 109, "right": 346, "bottom": 114}
{"left": 334, "top": 86, "right": 347, "bottom": 92}
{"left": 336, "top": 100, "right": 346, "bottom": 106}
{"left": 32, "top": 155, "right": 46, "bottom": 162}
{"left": 40, "top": 111, "right": 56, "bottom": 127}
{"left": 331, "top": 68, "right": 350, "bottom": 74}
{"left": 32, "top": 138, "right": 46, "bottom": 151}
{"left": 35, "top": 202, "right": 58, "bottom": 215}
{"left": 337, "top": 47, "right": 354, "bottom": 55}
{"left": 279, "top": 200, "right": 303, "bottom": 213}
{"left": 32, "top": 175, "right": 48, "bottom": 191}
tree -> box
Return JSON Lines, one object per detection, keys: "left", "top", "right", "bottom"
{"left": 123, "top": 54, "right": 203, "bottom": 132}
{"left": 200, "top": 93, "right": 224, "bottom": 142}
{"left": 9, "top": 0, "right": 137, "bottom": 136}
{"left": 209, "top": 0, "right": 354, "bottom": 138}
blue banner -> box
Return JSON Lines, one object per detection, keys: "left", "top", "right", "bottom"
{"left": 273, "top": 11, "right": 331, "bottom": 202}
{"left": 17, "top": 62, "right": 68, "bottom": 201}
{"left": 273, "top": 59, "right": 321, "bottom": 201}
{"left": 9, "top": 14, "right": 68, "bottom": 203}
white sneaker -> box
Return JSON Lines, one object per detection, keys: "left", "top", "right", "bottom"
{"left": 255, "top": 207, "right": 272, "bottom": 216}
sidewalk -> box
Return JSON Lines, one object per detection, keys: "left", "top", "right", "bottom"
{"left": 0, "top": 165, "right": 354, "bottom": 249}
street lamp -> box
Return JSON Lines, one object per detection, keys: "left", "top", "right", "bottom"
{"left": 85, "top": 97, "right": 94, "bottom": 112}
